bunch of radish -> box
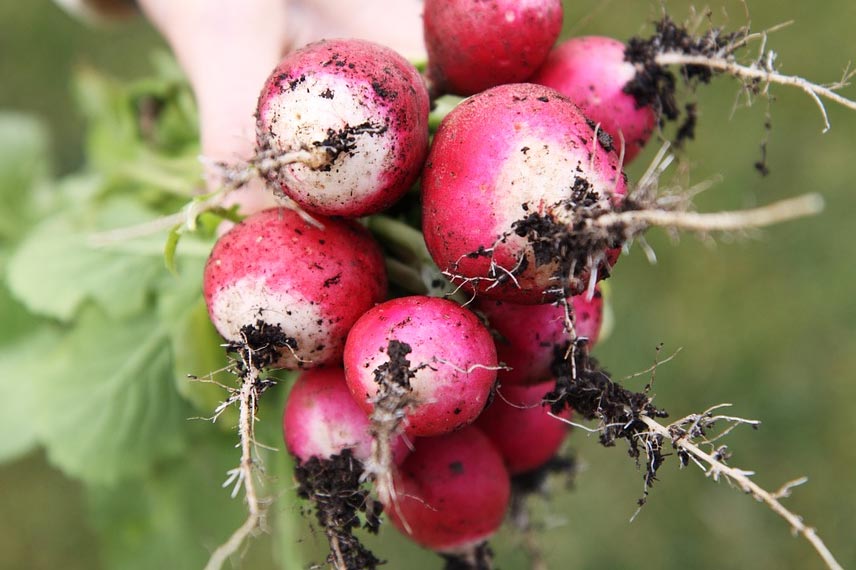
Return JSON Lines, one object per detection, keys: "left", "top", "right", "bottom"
{"left": 199, "top": 2, "right": 847, "bottom": 568}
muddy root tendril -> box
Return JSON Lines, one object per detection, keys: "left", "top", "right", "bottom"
{"left": 624, "top": 16, "right": 745, "bottom": 145}
{"left": 225, "top": 319, "right": 298, "bottom": 371}
{"left": 365, "top": 340, "right": 419, "bottom": 502}
{"left": 547, "top": 342, "right": 669, "bottom": 506}
{"left": 294, "top": 450, "right": 384, "bottom": 570}
{"left": 204, "top": 321, "right": 292, "bottom": 570}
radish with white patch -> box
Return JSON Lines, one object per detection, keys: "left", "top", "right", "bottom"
{"left": 383, "top": 426, "right": 510, "bottom": 553}
{"left": 532, "top": 36, "right": 657, "bottom": 163}
{"left": 256, "top": 38, "right": 430, "bottom": 217}
{"left": 282, "top": 367, "right": 409, "bottom": 464}
{"left": 477, "top": 285, "right": 604, "bottom": 386}
{"left": 423, "top": 0, "right": 563, "bottom": 96}
{"left": 422, "top": 83, "right": 627, "bottom": 304}
{"left": 343, "top": 296, "right": 497, "bottom": 437}
{"left": 203, "top": 208, "right": 387, "bottom": 369}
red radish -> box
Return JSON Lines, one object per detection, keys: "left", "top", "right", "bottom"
{"left": 343, "top": 296, "right": 497, "bottom": 438}
{"left": 422, "top": 83, "right": 627, "bottom": 304}
{"left": 423, "top": 0, "right": 563, "bottom": 96}
{"left": 476, "top": 381, "right": 570, "bottom": 474}
{"left": 283, "top": 367, "right": 409, "bottom": 464}
{"left": 256, "top": 38, "right": 430, "bottom": 217}
{"left": 203, "top": 208, "right": 386, "bottom": 369}
{"left": 532, "top": 36, "right": 657, "bottom": 163}
{"left": 384, "top": 426, "right": 510, "bottom": 552}
{"left": 477, "top": 286, "right": 603, "bottom": 386}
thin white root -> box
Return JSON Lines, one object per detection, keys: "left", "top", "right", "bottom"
{"left": 203, "top": 361, "right": 265, "bottom": 570}
{"left": 655, "top": 52, "right": 856, "bottom": 132}
{"left": 638, "top": 415, "right": 844, "bottom": 570}
{"left": 324, "top": 526, "right": 349, "bottom": 570}
{"left": 596, "top": 193, "right": 824, "bottom": 233}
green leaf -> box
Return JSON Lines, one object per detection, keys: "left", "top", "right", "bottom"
{"left": 86, "top": 383, "right": 301, "bottom": 570}
{"left": 0, "top": 328, "right": 58, "bottom": 463}
{"left": 0, "top": 113, "right": 51, "bottom": 240}
{"left": 86, "top": 436, "right": 269, "bottom": 570}
{"left": 32, "top": 307, "right": 187, "bottom": 484}
{"left": 158, "top": 256, "right": 236, "bottom": 427}
{"left": 0, "top": 259, "right": 40, "bottom": 344}
{"left": 257, "top": 381, "right": 311, "bottom": 569}
{"left": 6, "top": 201, "right": 167, "bottom": 321}
{"left": 74, "top": 67, "right": 142, "bottom": 171}
{"left": 163, "top": 224, "right": 182, "bottom": 275}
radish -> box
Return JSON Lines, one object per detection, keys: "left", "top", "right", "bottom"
{"left": 256, "top": 38, "right": 430, "bottom": 217}
{"left": 282, "top": 367, "right": 409, "bottom": 464}
{"left": 343, "top": 296, "right": 497, "bottom": 437}
{"left": 423, "top": 0, "right": 563, "bottom": 96}
{"left": 477, "top": 285, "right": 603, "bottom": 385}
{"left": 203, "top": 208, "right": 387, "bottom": 369}
{"left": 531, "top": 36, "right": 657, "bottom": 163}
{"left": 383, "top": 426, "right": 510, "bottom": 553}
{"left": 476, "top": 381, "right": 570, "bottom": 474}
{"left": 422, "top": 83, "right": 627, "bottom": 304}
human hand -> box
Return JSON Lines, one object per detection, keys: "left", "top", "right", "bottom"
{"left": 137, "top": 0, "right": 425, "bottom": 214}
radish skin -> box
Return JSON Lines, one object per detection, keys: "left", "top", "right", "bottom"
{"left": 477, "top": 286, "right": 603, "bottom": 385}
{"left": 344, "top": 296, "right": 497, "bottom": 438}
{"left": 424, "top": 0, "right": 563, "bottom": 96}
{"left": 532, "top": 36, "right": 656, "bottom": 163}
{"left": 257, "top": 38, "right": 430, "bottom": 217}
{"left": 283, "top": 367, "right": 409, "bottom": 464}
{"left": 423, "top": 83, "right": 627, "bottom": 304}
{"left": 203, "top": 208, "right": 387, "bottom": 369}
{"left": 476, "top": 381, "right": 570, "bottom": 474}
{"left": 384, "top": 426, "right": 510, "bottom": 552}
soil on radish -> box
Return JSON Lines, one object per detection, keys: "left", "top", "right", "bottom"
{"left": 624, "top": 16, "right": 742, "bottom": 145}
{"left": 440, "top": 542, "right": 494, "bottom": 570}
{"left": 508, "top": 181, "right": 629, "bottom": 297}
{"left": 585, "top": 117, "right": 616, "bottom": 153}
{"left": 225, "top": 319, "right": 298, "bottom": 369}
{"left": 294, "top": 450, "right": 383, "bottom": 570}
{"left": 312, "top": 121, "right": 389, "bottom": 171}
{"left": 510, "top": 455, "right": 578, "bottom": 497}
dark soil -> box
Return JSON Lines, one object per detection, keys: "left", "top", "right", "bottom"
{"left": 314, "top": 121, "right": 389, "bottom": 171}
{"left": 511, "top": 455, "right": 578, "bottom": 497}
{"left": 372, "top": 340, "right": 416, "bottom": 391}
{"left": 624, "top": 16, "right": 744, "bottom": 146}
{"left": 440, "top": 542, "right": 494, "bottom": 570}
{"left": 508, "top": 182, "right": 636, "bottom": 298}
{"left": 546, "top": 342, "right": 669, "bottom": 502}
{"left": 225, "top": 319, "right": 297, "bottom": 370}
{"left": 294, "top": 450, "right": 383, "bottom": 570}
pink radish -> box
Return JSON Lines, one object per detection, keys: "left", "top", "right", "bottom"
{"left": 476, "top": 381, "right": 570, "bottom": 474}
{"left": 203, "top": 208, "right": 386, "bottom": 369}
{"left": 256, "top": 38, "right": 430, "bottom": 217}
{"left": 477, "top": 285, "right": 603, "bottom": 386}
{"left": 422, "top": 83, "right": 627, "bottom": 304}
{"left": 423, "top": 0, "right": 563, "bottom": 96}
{"left": 532, "top": 36, "right": 657, "bottom": 163}
{"left": 343, "top": 296, "right": 497, "bottom": 437}
{"left": 383, "top": 426, "right": 510, "bottom": 552}
{"left": 283, "top": 367, "right": 409, "bottom": 464}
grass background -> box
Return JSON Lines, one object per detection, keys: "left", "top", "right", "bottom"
{"left": 1, "top": 0, "right": 854, "bottom": 568}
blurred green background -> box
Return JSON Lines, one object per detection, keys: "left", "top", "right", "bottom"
{"left": 1, "top": 0, "right": 854, "bottom": 569}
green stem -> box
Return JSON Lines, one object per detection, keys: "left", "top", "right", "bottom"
{"left": 367, "top": 215, "right": 433, "bottom": 265}
{"left": 385, "top": 258, "right": 429, "bottom": 295}
{"left": 428, "top": 95, "right": 464, "bottom": 131}
{"left": 368, "top": 216, "right": 456, "bottom": 299}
